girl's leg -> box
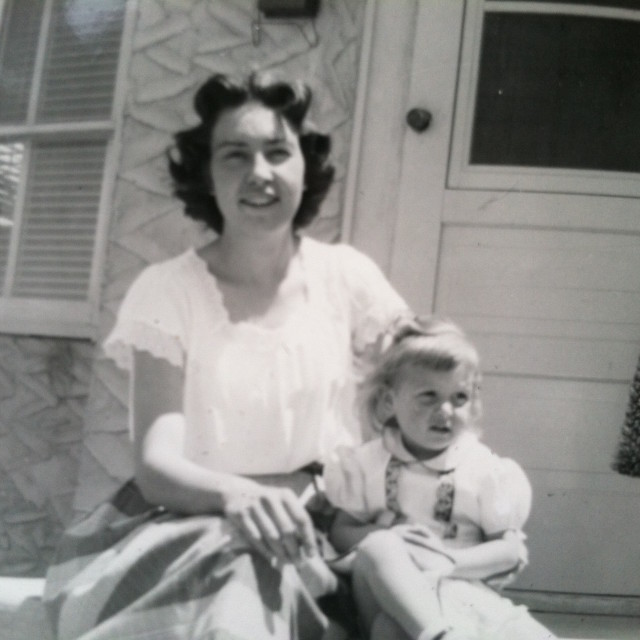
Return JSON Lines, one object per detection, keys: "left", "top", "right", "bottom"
{"left": 496, "top": 612, "right": 557, "bottom": 640}
{"left": 371, "top": 612, "right": 413, "bottom": 640}
{"left": 352, "top": 530, "right": 448, "bottom": 640}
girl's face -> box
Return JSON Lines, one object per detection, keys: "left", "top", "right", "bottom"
{"left": 386, "top": 362, "right": 476, "bottom": 458}
{"left": 210, "top": 101, "right": 305, "bottom": 237}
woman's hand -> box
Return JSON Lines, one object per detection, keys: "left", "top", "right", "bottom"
{"left": 224, "top": 485, "right": 317, "bottom": 566}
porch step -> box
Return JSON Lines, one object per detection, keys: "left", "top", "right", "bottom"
{"left": 534, "top": 611, "right": 640, "bottom": 640}
{"left": 1, "top": 577, "right": 638, "bottom": 639}
{"left": 0, "top": 577, "right": 45, "bottom": 610}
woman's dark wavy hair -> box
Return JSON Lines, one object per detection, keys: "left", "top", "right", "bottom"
{"left": 167, "top": 72, "right": 335, "bottom": 234}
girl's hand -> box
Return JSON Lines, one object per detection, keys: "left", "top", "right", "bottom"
{"left": 224, "top": 485, "right": 317, "bottom": 566}
{"left": 375, "top": 509, "right": 400, "bottom": 527}
{"left": 391, "top": 523, "right": 443, "bottom": 549}
{"left": 391, "top": 523, "right": 456, "bottom": 574}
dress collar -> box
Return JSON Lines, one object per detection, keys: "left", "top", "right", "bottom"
{"left": 382, "top": 427, "right": 477, "bottom": 473}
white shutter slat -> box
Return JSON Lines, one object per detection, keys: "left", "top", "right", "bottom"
{"left": 0, "top": 0, "right": 43, "bottom": 124}
{"left": 13, "top": 139, "right": 106, "bottom": 301}
{"left": 0, "top": 141, "right": 25, "bottom": 292}
{"left": 37, "top": 0, "right": 126, "bottom": 123}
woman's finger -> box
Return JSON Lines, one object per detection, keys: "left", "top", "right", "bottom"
{"left": 261, "top": 495, "right": 303, "bottom": 561}
{"left": 249, "top": 501, "right": 293, "bottom": 564}
{"left": 281, "top": 493, "right": 317, "bottom": 556}
{"left": 235, "top": 511, "right": 274, "bottom": 562}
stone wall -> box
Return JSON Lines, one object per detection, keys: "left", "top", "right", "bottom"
{"left": 0, "top": 337, "right": 92, "bottom": 576}
{"left": 75, "top": 0, "right": 366, "bottom": 512}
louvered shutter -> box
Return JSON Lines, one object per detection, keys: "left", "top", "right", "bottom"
{"left": 0, "top": 0, "right": 127, "bottom": 337}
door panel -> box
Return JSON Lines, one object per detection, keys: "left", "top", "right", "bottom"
{"left": 436, "top": 227, "right": 640, "bottom": 380}
{"left": 480, "top": 376, "right": 629, "bottom": 473}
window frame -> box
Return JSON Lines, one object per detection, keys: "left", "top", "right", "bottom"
{"left": 448, "top": 0, "right": 640, "bottom": 197}
{"left": 0, "top": 0, "right": 136, "bottom": 339}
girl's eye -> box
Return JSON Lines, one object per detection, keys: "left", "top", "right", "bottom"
{"left": 418, "top": 391, "right": 438, "bottom": 404}
{"left": 452, "top": 392, "right": 469, "bottom": 407}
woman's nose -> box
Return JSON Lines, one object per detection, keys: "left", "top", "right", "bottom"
{"left": 248, "top": 153, "right": 272, "bottom": 184}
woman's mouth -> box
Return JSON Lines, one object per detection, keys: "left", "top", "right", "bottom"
{"left": 240, "top": 194, "right": 278, "bottom": 208}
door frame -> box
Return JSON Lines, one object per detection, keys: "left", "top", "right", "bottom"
{"left": 345, "top": 0, "right": 640, "bottom": 615}
{"left": 345, "top": 0, "right": 464, "bottom": 314}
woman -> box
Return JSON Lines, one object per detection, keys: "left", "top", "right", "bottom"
{"left": 43, "top": 72, "right": 408, "bottom": 639}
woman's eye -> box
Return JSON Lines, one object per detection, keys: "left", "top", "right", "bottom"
{"left": 223, "top": 151, "right": 247, "bottom": 162}
{"left": 267, "top": 148, "right": 290, "bottom": 162}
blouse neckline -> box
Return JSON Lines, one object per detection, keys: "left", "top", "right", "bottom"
{"left": 186, "top": 236, "right": 314, "bottom": 335}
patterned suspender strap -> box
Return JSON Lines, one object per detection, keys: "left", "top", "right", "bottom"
{"left": 434, "top": 470, "right": 457, "bottom": 539}
{"left": 385, "top": 456, "right": 458, "bottom": 540}
{"left": 385, "top": 456, "right": 404, "bottom": 517}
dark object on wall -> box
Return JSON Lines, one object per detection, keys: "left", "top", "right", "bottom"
{"left": 613, "top": 353, "right": 640, "bottom": 477}
{"left": 258, "top": 0, "right": 320, "bottom": 19}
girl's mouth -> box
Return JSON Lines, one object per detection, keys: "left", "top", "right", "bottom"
{"left": 429, "top": 425, "right": 451, "bottom": 434}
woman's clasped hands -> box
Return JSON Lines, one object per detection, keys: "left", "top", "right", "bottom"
{"left": 224, "top": 484, "right": 318, "bottom": 567}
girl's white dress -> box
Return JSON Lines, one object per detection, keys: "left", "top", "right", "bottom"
{"left": 324, "top": 428, "right": 555, "bottom": 639}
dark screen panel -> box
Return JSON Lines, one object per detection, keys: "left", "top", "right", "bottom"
{"left": 471, "top": 12, "right": 640, "bottom": 172}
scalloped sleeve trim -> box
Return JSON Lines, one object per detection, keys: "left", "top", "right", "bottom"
{"left": 104, "top": 321, "right": 185, "bottom": 371}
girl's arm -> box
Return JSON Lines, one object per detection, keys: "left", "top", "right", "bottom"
{"left": 132, "top": 351, "right": 317, "bottom": 564}
{"left": 448, "top": 530, "right": 525, "bottom": 580}
{"left": 329, "top": 509, "right": 386, "bottom": 553}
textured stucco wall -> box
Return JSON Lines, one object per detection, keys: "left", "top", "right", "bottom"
{"left": 75, "top": 0, "right": 366, "bottom": 513}
{"left": 0, "top": 337, "right": 93, "bottom": 576}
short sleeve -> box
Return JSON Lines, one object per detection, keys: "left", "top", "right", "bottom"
{"left": 323, "top": 446, "right": 371, "bottom": 522}
{"left": 336, "top": 244, "right": 409, "bottom": 354}
{"left": 478, "top": 457, "right": 532, "bottom": 537}
{"left": 103, "top": 261, "right": 190, "bottom": 371}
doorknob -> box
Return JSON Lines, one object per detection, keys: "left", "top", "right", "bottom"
{"left": 406, "top": 108, "right": 432, "bottom": 132}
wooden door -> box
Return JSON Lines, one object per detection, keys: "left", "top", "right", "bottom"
{"left": 351, "top": 0, "right": 640, "bottom": 601}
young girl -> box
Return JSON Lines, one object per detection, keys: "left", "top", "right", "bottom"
{"left": 323, "top": 317, "right": 556, "bottom": 640}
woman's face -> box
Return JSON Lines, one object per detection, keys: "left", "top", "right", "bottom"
{"left": 210, "top": 101, "right": 305, "bottom": 236}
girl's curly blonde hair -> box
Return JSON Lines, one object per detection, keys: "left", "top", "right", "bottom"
{"left": 362, "top": 316, "right": 483, "bottom": 433}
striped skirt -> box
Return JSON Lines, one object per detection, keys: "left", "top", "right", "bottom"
{"left": 43, "top": 480, "right": 338, "bottom": 640}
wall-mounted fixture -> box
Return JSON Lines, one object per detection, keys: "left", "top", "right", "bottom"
{"left": 253, "top": 0, "right": 320, "bottom": 46}
{"left": 258, "top": 0, "right": 320, "bottom": 19}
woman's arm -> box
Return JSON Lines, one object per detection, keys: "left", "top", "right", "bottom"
{"left": 448, "top": 530, "right": 524, "bottom": 580}
{"left": 132, "top": 351, "right": 316, "bottom": 564}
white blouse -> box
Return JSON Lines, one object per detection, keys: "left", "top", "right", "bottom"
{"left": 104, "top": 237, "right": 407, "bottom": 476}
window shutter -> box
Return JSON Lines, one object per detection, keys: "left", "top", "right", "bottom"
{"left": 37, "top": 0, "right": 125, "bottom": 123}
{"left": 13, "top": 139, "right": 106, "bottom": 300}
{"left": 0, "top": 142, "right": 24, "bottom": 287}
{"left": 0, "top": 0, "right": 43, "bottom": 124}
{"left": 0, "top": 0, "right": 128, "bottom": 337}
